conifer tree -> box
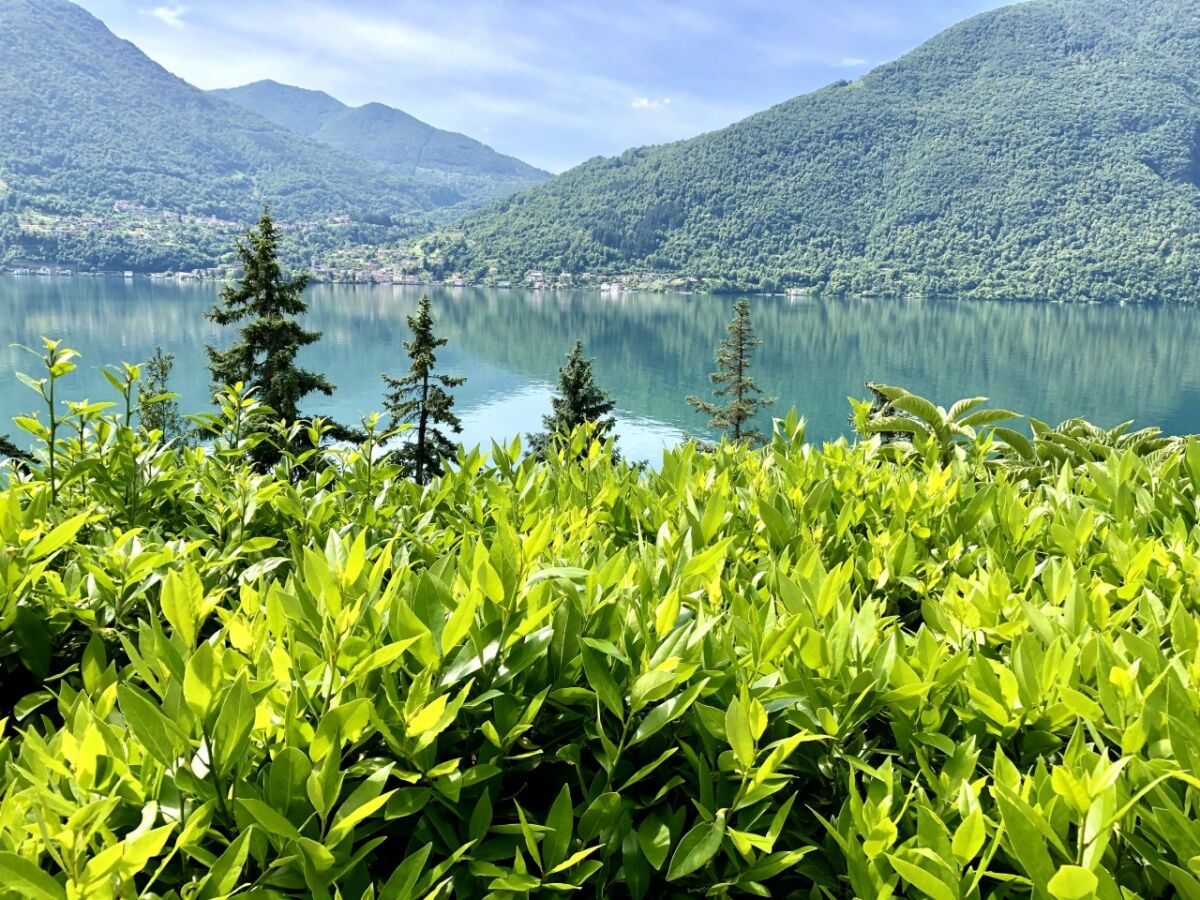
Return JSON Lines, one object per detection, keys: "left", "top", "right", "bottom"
{"left": 528, "top": 340, "right": 618, "bottom": 458}
{"left": 205, "top": 210, "right": 333, "bottom": 426}
{"left": 688, "top": 298, "right": 775, "bottom": 445}
{"left": 138, "top": 346, "right": 186, "bottom": 443}
{"left": 382, "top": 294, "right": 465, "bottom": 484}
{"left": 0, "top": 434, "right": 29, "bottom": 462}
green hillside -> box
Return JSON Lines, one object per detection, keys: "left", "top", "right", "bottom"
{"left": 0, "top": 0, "right": 464, "bottom": 268}
{"left": 445, "top": 0, "right": 1200, "bottom": 301}
{"left": 214, "top": 81, "right": 551, "bottom": 202}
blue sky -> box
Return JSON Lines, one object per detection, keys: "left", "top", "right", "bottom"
{"left": 75, "top": 0, "right": 1013, "bottom": 172}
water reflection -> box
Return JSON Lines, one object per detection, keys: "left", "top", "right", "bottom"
{"left": 3, "top": 277, "right": 1199, "bottom": 461}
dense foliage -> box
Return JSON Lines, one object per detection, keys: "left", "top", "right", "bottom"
{"left": 2, "top": 344, "right": 1200, "bottom": 896}
{"left": 444, "top": 0, "right": 1200, "bottom": 301}
{"left": 0, "top": 215, "right": 436, "bottom": 277}
{"left": 213, "top": 82, "right": 550, "bottom": 205}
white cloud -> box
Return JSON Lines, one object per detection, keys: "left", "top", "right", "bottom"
{"left": 224, "top": 2, "right": 534, "bottom": 79}
{"left": 631, "top": 97, "right": 672, "bottom": 110}
{"left": 147, "top": 4, "right": 187, "bottom": 28}
{"left": 834, "top": 56, "right": 869, "bottom": 67}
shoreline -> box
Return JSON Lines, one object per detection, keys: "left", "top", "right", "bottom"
{"left": 0, "top": 269, "right": 1162, "bottom": 305}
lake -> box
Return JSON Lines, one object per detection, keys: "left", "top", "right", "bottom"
{"left": 3, "top": 276, "right": 1200, "bottom": 461}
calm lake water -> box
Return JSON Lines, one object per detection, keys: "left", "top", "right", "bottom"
{"left": 3, "top": 276, "right": 1200, "bottom": 461}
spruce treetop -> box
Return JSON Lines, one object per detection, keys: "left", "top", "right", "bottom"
{"left": 688, "top": 298, "right": 776, "bottom": 445}
{"left": 383, "top": 294, "right": 465, "bottom": 484}
{"left": 529, "top": 340, "right": 618, "bottom": 459}
{"left": 138, "top": 346, "right": 186, "bottom": 443}
{"left": 205, "top": 209, "right": 333, "bottom": 427}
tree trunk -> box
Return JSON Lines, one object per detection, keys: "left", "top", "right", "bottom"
{"left": 417, "top": 369, "right": 430, "bottom": 484}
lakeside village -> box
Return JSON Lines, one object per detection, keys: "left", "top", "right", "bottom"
{"left": 0, "top": 261, "right": 648, "bottom": 291}
{"left": 0, "top": 260, "right": 818, "bottom": 298}
{"left": 1, "top": 203, "right": 825, "bottom": 295}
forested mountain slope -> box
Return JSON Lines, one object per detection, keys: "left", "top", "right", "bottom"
{"left": 0, "top": 0, "right": 455, "bottom": 241}
{"left": 214, "top": 81, "right": 550, "bottom": 203}
{"left": 446, "top": 0, "right": 1200, "bottom": 301}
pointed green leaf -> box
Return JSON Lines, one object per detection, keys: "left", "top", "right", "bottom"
{"left": 0, "top": 852, "right": 66, "bottom": 900}
{"left": 238, "top": 798, "right": 302, "bottom": 842}
{"left": 1048, "top": 865, "right": 1100, "bottom": 900}
{"left": 952, "top": 807, "right": 986, "bottom": 863}
{"left": 725, "top": 697, "right": 755, "bottom": 768}
{"left": 667, "top": 811, "right": 726, "bottom": 881}
{"left": 887, "top": 854, "right": 956, "bottom": 900}
{"left": 212, "top": 674, "right": 255, "bottom": 777}
{"left": 196, "top": 828, "right": 254, "bottom": 900}
{"left": 117, "top": 683, "right": 188, "bottom": 768}
{"left": 638, "top": 815, "right": 672, "bottom": 871}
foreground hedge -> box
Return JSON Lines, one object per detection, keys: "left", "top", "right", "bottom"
{"left": 3, "top": 387, "right": 1200, "bottom": 897}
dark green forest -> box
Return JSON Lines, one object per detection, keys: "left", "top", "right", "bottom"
{"left": 0, "top": 215, "right": 427, "bottom": 275}
{"left": 443, "top": 0, "right": 1200, "bottom": 301}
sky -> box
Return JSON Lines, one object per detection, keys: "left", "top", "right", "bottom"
{"left": 74, "top": 0, "right": 1013, "bottom": 173}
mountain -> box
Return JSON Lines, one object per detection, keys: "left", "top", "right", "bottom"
{"left": 213, "top": 81, "right": 551, "bottom": 204}
{"left": 210, "top": 81, "right": 348, "bottom": 137}
{"left": 0, "top": 0, "right": 484, "bottom": 270}
{"left": 445, "top": 0, "right": 1200, "bottom": 302}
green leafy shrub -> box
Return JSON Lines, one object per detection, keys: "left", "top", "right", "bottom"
{"left": 2, "top": 353, "right": 1200, "bottom": 898}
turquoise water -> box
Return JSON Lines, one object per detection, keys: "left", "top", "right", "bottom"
{"left": 4, "top": 277, "right": 1200, "bottom": 461}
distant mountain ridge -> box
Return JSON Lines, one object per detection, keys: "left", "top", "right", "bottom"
{"left": 0, "top": 0, "right": 546, "bottom": 270}
{"left": 444, "top": 0, "right": 1200, "bottom": 301}
{"left": 213, "top": 81, "right": 551, "bottom": 202}
{"left": 211, "top": 82, "right": 348, "bottom": 138}
{"left": 0, "top": 0, "right": 446, "bottom": 222}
